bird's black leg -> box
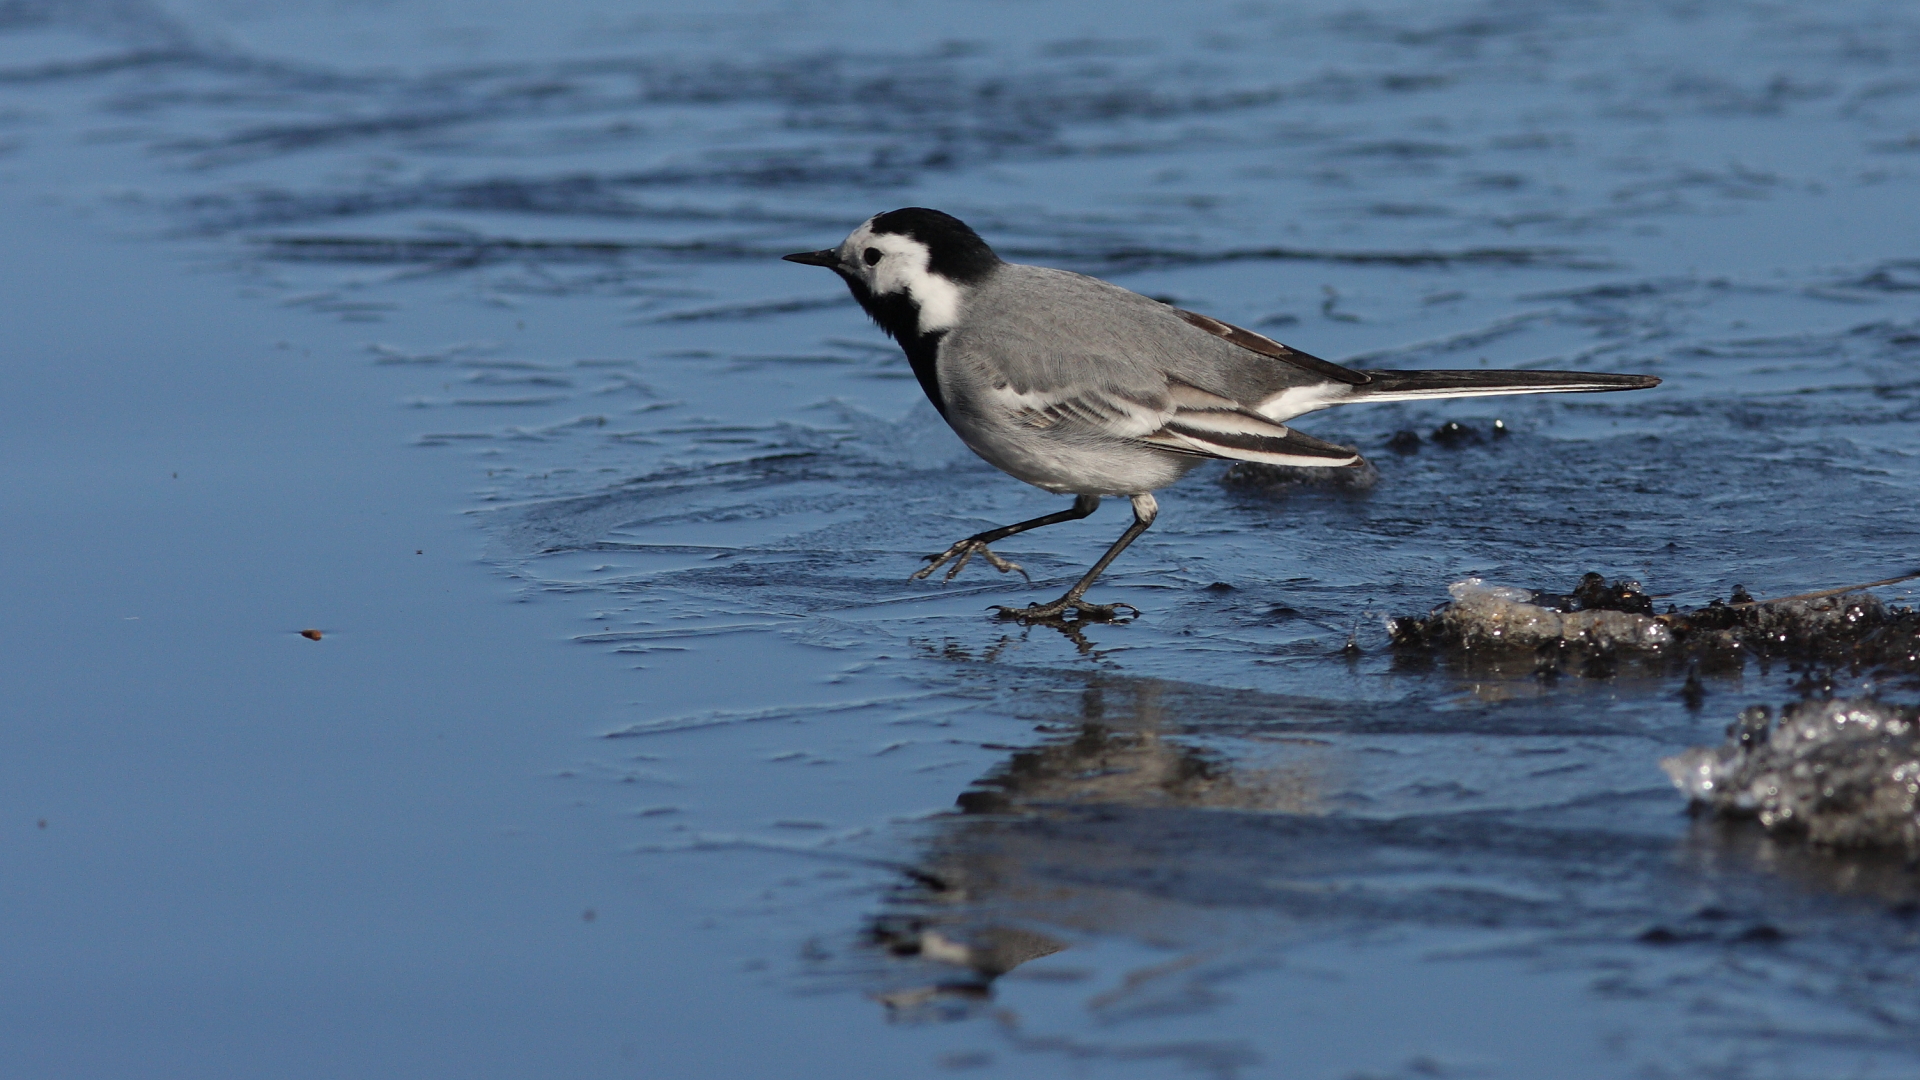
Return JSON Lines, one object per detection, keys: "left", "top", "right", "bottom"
{"left": 911, "top": 493, "right": 1101, "bottom": 583}
{"left": 994, "top": 493, "right": 1157, "bottom": 624}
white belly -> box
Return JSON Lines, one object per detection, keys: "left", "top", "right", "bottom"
{"left": 946, "top": 412, "right": 1202, "bottom": 496}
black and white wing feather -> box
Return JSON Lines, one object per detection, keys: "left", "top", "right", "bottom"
{"left": 1143, "top": 380, "right": 1360, "bottom": 466}
{"left": 996, "top": 378, "right": 1360, "bottom": 468}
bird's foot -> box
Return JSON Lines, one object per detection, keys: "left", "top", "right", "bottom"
{"left": 991, "top": 597, "right": 1138, "bottom": 625}
{"left": 909, "top": 538, "right": 1029, "bottom": 583}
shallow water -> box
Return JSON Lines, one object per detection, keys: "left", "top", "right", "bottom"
{"left": 4, "top": 1, "right": 1920, "bottom": 1076}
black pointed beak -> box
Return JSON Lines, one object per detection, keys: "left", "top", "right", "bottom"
{"left": 782, "top": 248, "right": 840, "bottom": 268}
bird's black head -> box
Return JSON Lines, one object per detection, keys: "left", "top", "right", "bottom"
{"left": 781, "top": 208, "right": 1002, "bottom": 340}
{"left": 781, "top": 209, "right": 1001, "bottom": 418}
{"left": 864, "top": 207, "right": 1001, "bottom": 286}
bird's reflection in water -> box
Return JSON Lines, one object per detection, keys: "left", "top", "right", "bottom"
{"left": 866, "top": 674, "right": 1331, "bottom": 1020}
{"left": 858, "top": 667, "right": 1920, "bottom": 1028}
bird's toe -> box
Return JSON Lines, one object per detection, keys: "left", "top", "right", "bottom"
{"left": 975, "top": 545, "right": 1029, "bottom": 581}
{"left": 914, "top": 539, "right": 1028, "bottom": 583}
{"left": 908, "top": 542, "right": 966, "bottom": 581}
{"left": 1069, "top": 600, "right": 1138, "bottom": 622}
{"left": 991, "top": 598, "right": 1137, "bottom": 625}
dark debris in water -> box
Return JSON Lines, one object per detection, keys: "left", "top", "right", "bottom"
{"left": 1390, "top": 573, "right": 1920, "bottom": 676}
{"left": 1379, "top": 419, "right": 1508, "bottom": 454}
{"left": 1664, "top": 699, "right": 1920, "bottom": 849}
{"left": 1427, "top": 419, "right": 1480, "bottom": 446}
{"left": 1636, "top": 917, "right": 1790, "bottom": 947}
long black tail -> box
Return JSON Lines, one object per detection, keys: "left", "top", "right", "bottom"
{"left": 1351, "top": 368, "right": 1659, "bottom": 402}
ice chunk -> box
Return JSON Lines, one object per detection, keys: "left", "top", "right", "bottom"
{"left": 1396, "top": 576, "right": 1674, "bottom": 651}
{"left": 1447, "top": 577, "right": 1536, "bottom": 605}
{"left": 1392, "top": 573, "right": 1919, "bottom": 672}
{"left": 1662, "top": 699, "right": 1920, "bottom": 848}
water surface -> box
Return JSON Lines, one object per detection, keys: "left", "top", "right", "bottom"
{"left": 4, "top": 1, "right": 1920, "bottom": 1076}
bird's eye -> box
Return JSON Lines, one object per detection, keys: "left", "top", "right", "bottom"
{"left": 863, "top": 247, "right": 883, "bottom": 266}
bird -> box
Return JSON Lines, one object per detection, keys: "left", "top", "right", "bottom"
{"left": 784, "top": 208, "right": 1660, "bottom": 624}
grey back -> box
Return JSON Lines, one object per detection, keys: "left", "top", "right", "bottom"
{"left": 943, "top": 264, "right": 1321, "bottom": 406}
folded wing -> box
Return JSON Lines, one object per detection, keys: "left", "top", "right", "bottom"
{"left": 1003, "top": 378, "right": 1361, "bottom": 468}
{"left": 1143, "top": 379, "right": 1359, "bottom": 465}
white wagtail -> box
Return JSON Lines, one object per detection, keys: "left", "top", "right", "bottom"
{"left": 785, "top": 208, "right": 1659, "bottom": 623}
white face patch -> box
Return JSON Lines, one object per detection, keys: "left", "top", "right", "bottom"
{"left": 840, "top": 220, "right": 965, "bottom": 334}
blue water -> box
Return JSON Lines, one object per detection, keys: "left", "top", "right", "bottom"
{"left": 3, "top": 1, "right": 1919, "bottom": 1076}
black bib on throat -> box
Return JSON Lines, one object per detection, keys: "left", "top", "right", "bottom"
{"left": 847, "top": 279, "right": 949, "bottom": 418}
